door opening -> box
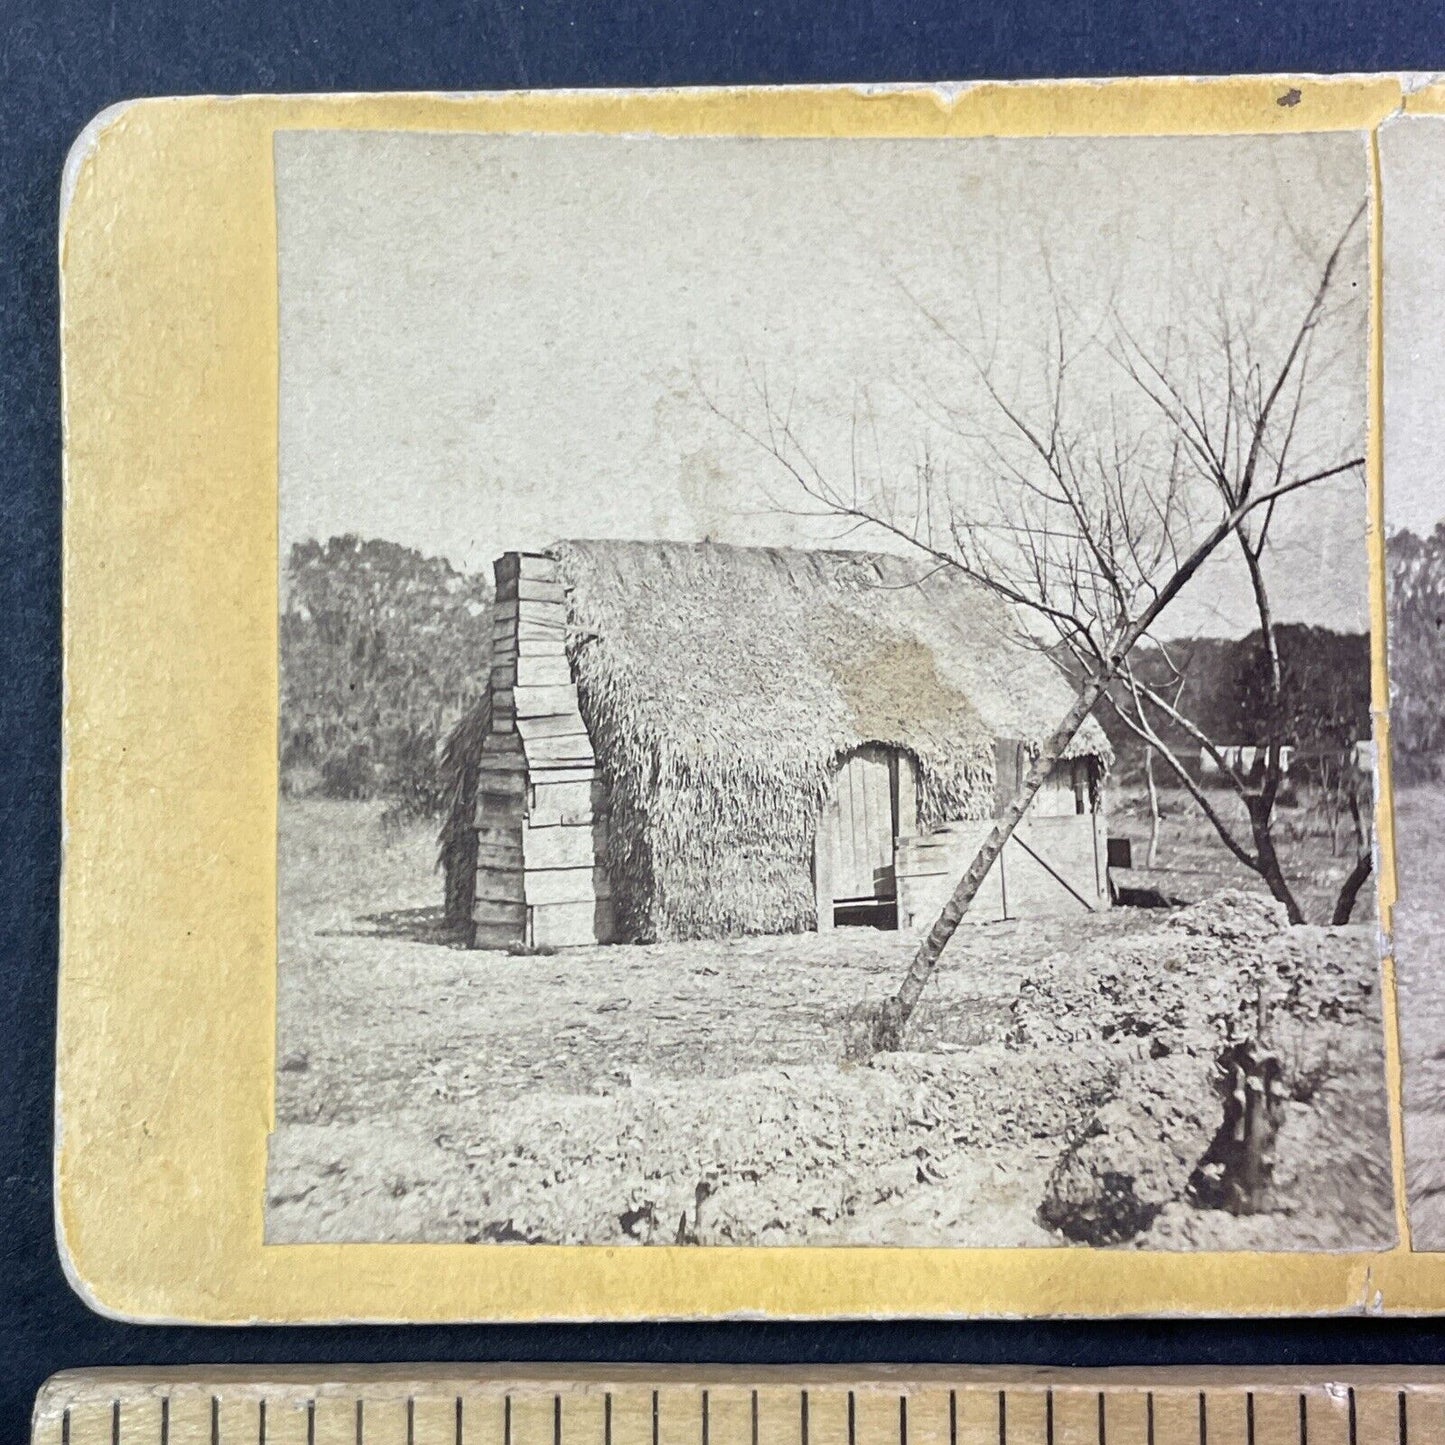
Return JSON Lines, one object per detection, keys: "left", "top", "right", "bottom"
{"left": 815, "top": 746, "right": 915, "bottom": 930}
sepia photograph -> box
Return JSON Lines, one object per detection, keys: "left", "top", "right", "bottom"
{"left": 265, "top": 128, "right": 1392, "bottom": 1251}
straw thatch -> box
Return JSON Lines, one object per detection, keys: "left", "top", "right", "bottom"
{"left": 438, "top": 690, "right": 493, "bottom": 930}
{"left": 547, "top": 540, "right": 1111, "bottom": 943}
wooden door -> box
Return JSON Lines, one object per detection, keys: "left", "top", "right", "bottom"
{"left": 826, "top": 739, "right": 890, "bottom": 907}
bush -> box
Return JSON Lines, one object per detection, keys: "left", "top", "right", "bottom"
{"left": 280, "top": 535, "right": 494, "bottom": 812}
{"left": 320, "top": 744, "right": 378, "bottom": 801}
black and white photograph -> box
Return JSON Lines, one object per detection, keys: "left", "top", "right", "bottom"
{"left": 1382, "top": 113, "right": 1445, "bottom": 1250}
{"left": 265, "top": 129, "right": 1393, "bottom": 1251}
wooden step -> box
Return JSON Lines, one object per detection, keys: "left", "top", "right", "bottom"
{"left": 475, "top": 868, "right": 525, "bottom": 904}
{"left": 472, "top": 921, "right": 524, "bottom": 951}
{"left": 492, "top": 596, "right": 567, "bottom": 633}
{"left": 516, "top": 713, "right": 592, "bottom": 741}
{"left": 494, "top": 551, "right": 559, "bottom": 586}
{"left": 528, "top": 898, "right": 604, "bottom": 949}
{"left": 523, "top": 865, "right": 611, "bottom": 907}
{"left": 523, "top": 732, "right": 596, "bottom": 767}
{"left": 496, "top": 573, "right": 566, "bottom": 605}
{"left": 475, "top": 840, "right": 524, "bottom": 871}
{"left": 529, "top": 778, "right": 598, "bottom": 827}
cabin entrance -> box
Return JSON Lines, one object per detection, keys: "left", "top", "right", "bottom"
{"left": 814, "top": 745, "right": 918, "bottom": 930}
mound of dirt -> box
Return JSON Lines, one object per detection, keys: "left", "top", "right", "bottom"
{"left": 1009, "top": 890, "right": 1291, "bottom": 1052}
{"left": 1038, "top": 1051, "right": 1220, "bottom": 1244}
{"left": 267, "top": 889, "right": 1393, "bottom": 1250}
{"left": 1026, "top": 890, "right": 1388, "bottom": 1245}
{"left": 267, "top": 1046, "right": 1118, "bottom": 1246}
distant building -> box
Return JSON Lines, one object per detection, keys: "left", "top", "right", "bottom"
{"left": 1198, "top": 745, "right": 1295, "bottom": 780}
{"left": 1197, "top": 740, "right": 1373, "bottom": 783}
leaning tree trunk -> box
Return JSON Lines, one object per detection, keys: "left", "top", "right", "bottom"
{"left": 1331, "top": 848, "right": 1373, "bottom": 926}
{"left": 1246, "top": 796, "right": 1305, "bottom": 926}
{"left": 870, "top": 676, "right": 1109, "bottom": 1052}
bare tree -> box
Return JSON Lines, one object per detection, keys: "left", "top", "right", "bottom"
{"left": 1142, "top": 744, "right": 1162, "bottom": 869}
{"left": 1093, "top": 240, "right": 1373, "bottom": 929}
{"left": 1102, "top": 628, "right": 1371, "bottom": 928}
{"left": 716, "top": 202, "right": 1367, "bottom": 1050}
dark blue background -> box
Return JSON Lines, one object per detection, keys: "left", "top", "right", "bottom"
{"left": 7, "top": 3, "right": 1445, "bottom": 1440}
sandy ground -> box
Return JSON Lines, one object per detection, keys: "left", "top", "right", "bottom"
{"left": 268, "top": 797, "right": 1394, "bottom": 1250}
{"left": 1107, "top": 784, "right": 1376, "bottom": 926}
{"left": 1393, "top": 785, "right": 1445, "bottom": 1246}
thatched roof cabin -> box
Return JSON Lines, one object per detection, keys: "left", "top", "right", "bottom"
{"left": 442, "top": 540, "right": 1112, "bottom": 948}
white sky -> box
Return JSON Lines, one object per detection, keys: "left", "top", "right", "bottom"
{"left": 1382, "top": 115, "right": 1445, "bottom": 539}
{"left": 277, "top": 129, "right": 1372, "bottom": 639}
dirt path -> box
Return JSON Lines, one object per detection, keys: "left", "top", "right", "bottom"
{"left": 274, "top": 801, "right": 1157, "bottom": 1126}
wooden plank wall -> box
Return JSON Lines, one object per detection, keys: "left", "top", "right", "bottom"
{"left": 1028, "top": 758, "right": 1093, "bottom": 817}
{"left": 471, "top": 552, "right": 613, "bottom": 950}
{"left": 995, "top": 739, "right": 1090, "bottom": 818}
{"left": 897, "top": 819, "right": 1006, "bottom": 929}
{"left": 897, "top": 813, "right": 1109, "bottom": 929}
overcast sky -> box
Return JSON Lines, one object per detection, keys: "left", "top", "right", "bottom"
{"left": 277, "top": 129, "right": 1372, "bottom": 638}
{"left": 1382, "top": 115, "right": 1445, "bottom": 539}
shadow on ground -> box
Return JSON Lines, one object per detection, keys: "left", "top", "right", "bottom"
{"left": 319, "top": 905, "right": 465, "bottom": 947}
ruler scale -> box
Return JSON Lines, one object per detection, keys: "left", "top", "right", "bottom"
{"left": 30, "top": 1372, "right": 1445, "bottom": 1445}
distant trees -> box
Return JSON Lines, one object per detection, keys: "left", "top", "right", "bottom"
{"left": 1095, "top": 624, "right": 1373, "bottom": 925}
{"left": 1389, "top": 523, "right": 1445, "bottom": 781}
{"left": 280, "top": 535, "right": 493, "bottom": 814}
{"left": 1094, "top": 627, "right": 1369, "bottom": 764}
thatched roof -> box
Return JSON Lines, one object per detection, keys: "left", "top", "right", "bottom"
{"left": 547, "top": 540, "right": 1109, "bottom": 942}
{"left": 554, "top": 541, "right": 1107, "bottom": 782}
{"left": 437, "top": 689, "right": 492, "bottom": 929}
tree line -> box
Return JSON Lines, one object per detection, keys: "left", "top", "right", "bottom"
{"left": 279, "top": 535, "right": 493, "bottom": 816}
{"left": 1090, "top": 625, "right": 1370, "bottom": 778}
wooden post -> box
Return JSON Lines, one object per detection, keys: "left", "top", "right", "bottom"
{"left": 814, "top": 793, "right": 837, "bottom": 932}
{"left": 994, "top": 737, "right": 1025, "bottom": 815}
{"left": 894, "top": 751, "right": 919, "bottom": 839}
